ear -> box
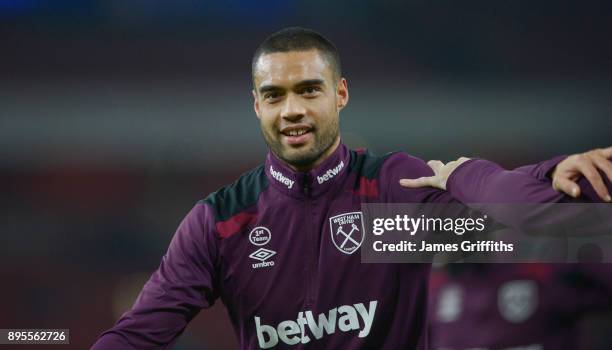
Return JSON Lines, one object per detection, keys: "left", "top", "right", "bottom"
{"left": 336, "top": 78, "right": 349, "bottom": 111}
{"left": 252, "top": 89, "right": 261, "bottom": 119}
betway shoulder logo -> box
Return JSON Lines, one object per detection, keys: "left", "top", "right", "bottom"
{"left": 255, "top": 300, "right": 377, "bottom": 348}
{"left": 317, "top": 160, "right": 344, "bottom": 184}
{"left": 270, "top": 166, "right": 294, "bottom": 189}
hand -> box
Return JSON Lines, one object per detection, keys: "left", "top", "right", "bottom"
{"left": 551, "top": 147, "right": 612, "bottom": 202}
{"left": 399, "top": 157, "right": 471, "bottom": 190}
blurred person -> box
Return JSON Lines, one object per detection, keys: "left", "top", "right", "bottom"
{"left": 91, "top": 27, "right": 612, "bottom": 349}
{"left": 428, "top": 263, "right": 612, "bottom": 350}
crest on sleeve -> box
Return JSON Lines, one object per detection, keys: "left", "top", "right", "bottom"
{"left": 436, "top": 285, "right": 463, "bottom": 323}
{"left": 498, "top": 280, "right": 538, "bottom": 323}
{"left": 329, "top": 212, "right": 365, "bottom": 255}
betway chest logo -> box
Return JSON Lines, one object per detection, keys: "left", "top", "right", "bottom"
{"left": 270, "top": 166, "right": 294, "bottom": 189}
{"left": 317, "top": 160, "right": 344, "bottom": 184}
{"left": 255, "top": 300, "right": 377, "bottom": 348}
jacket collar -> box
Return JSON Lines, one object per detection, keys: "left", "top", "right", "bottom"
{"left": 265, "top": 142, "right": 350, "bottom": 198}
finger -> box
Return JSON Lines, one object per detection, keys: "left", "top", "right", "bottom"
{"left": 553, "top": 177, "right": 581, "bottom": 198}
{"left": 599, "top": 146, "right": 612, "bottom": 159}
{"left": 591, "top": 154, "right": 612, "bottom": 183}
{"left": 400, "top": 177, "right": 435, "bottom": 188}
{"left": 578, "top": 160, "right": 611, "bottom": 201}
{"left": 427, "top": 160, "right": 444, "bottom": 173}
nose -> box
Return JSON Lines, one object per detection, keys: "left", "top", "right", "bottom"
{"left": 280, "top": 93, "right": 306, "bottom": 122}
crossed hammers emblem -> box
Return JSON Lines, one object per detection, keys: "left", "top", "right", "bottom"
{"left": 336, "top": 223, "right": 360, "bottom": 249}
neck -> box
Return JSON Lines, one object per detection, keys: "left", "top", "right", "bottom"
{"left": 286, "top": 137, "right": 341, "bottom": 173}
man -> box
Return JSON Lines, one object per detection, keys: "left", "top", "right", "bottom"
{"left": 91, "top": 27, "right": 611, "bottom": 349}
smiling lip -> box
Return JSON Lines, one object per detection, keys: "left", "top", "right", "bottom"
{"left": 280, "top": 125, "right": 313, "bottom": 146}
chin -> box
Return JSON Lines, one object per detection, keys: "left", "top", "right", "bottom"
{"left": 282, "top": 149, "right": 320, "bottom": 168}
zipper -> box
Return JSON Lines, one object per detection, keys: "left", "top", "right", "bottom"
{"left": 303, "top": 173, "right": 317, "bottom": 308}
{"left": 303, "top": 173, "right": 310, "bottom": 195}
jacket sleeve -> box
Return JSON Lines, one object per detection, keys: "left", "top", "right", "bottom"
{"left": 91, "top": 202, "right": 220, "bottom": 350}
{"left": 512, "top": 155, "right": 567, "bottom": 181}
{"left": 380, "top": 153, "right": 569, "bottom": 204}
{"left": 381, "top": 153, "right": 610, "bottom": 232}
{"left": 446, "top": 157, "right": 611, "bottom": 204}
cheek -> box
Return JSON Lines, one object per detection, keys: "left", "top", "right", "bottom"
{"left": 259, "top": 110, "right": 278, "bottom": 130}
{"left": 314, "top": 99, "right": 338, "bottom": 123}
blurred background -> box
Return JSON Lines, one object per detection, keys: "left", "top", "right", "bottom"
{"left": 1, "top": 1, "right": 611, "bottom": 349}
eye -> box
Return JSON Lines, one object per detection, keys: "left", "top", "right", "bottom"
{"left": 302, "top": 86, "right": 321, "bottom": 96}
{"left": 264, "top": 92, "right": 282, "bottom": 102}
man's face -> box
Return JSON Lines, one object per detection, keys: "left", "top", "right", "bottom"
{"left": 252, "top": 49, "right": 348, "bottom": 171}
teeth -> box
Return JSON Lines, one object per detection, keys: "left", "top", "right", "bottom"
{"left": 287, "top": 129, "right": 307, "bottom": 136}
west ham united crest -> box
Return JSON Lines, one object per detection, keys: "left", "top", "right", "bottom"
{"left": 329, "top": 212, "right": 365, "bottom": 255}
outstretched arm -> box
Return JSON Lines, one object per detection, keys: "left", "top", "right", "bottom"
{"left": 400, "top": 146, "right": 612, "bottom": 203}
{"left": 381, "top": 148, "right": 611, "bottom": 239}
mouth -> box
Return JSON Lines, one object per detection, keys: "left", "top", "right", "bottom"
{"left": 280, "top": 125, "right": 313, "bottom": 146}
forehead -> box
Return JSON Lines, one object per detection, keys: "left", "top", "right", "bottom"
{"left": 253, "top": 50, "right": 333, "bottom": 88}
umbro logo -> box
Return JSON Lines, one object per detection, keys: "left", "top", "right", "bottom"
{"left": 250, "top": 248, "right": 276, "bottom": 261}
{"left": 249, "top": 248, "right": 276, "bottom": 269}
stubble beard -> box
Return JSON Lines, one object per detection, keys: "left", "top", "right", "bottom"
{"left": 262, "top": 116, "right": 339, "bottom": 170}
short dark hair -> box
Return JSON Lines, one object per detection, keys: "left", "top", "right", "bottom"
{"left": 251, "top": 27, "right": 341, "bottom": 86}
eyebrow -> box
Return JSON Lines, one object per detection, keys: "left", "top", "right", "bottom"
{"left": 258, "top": 79, "right": 325, "bottom": 94}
